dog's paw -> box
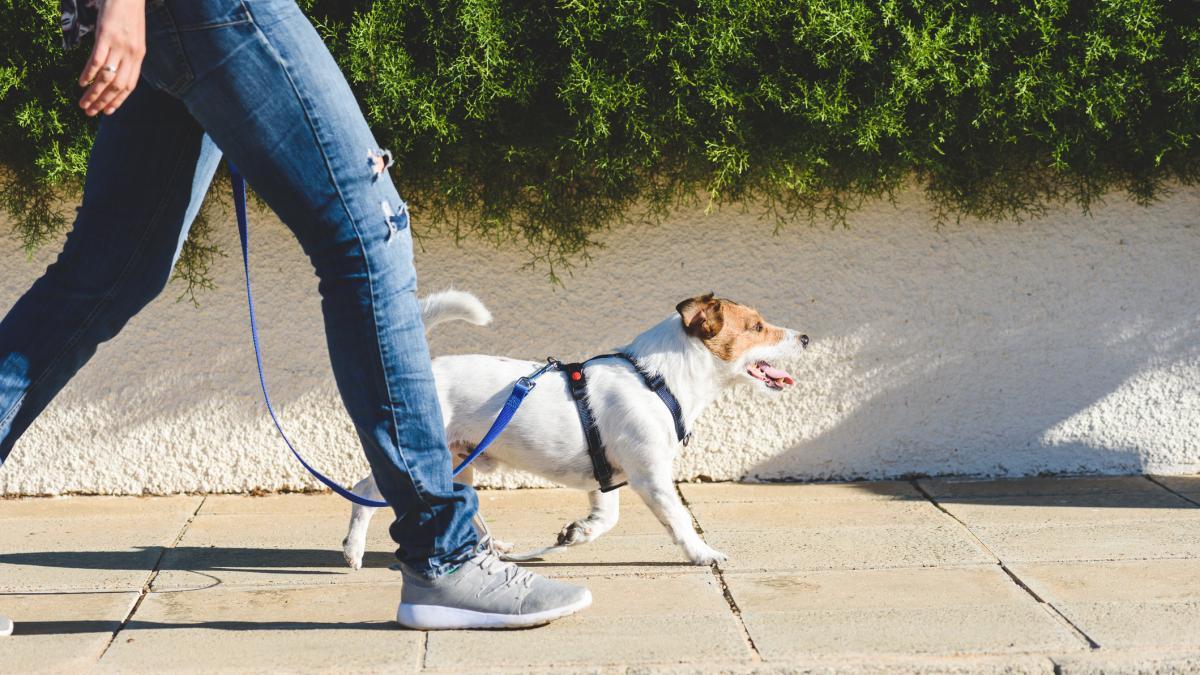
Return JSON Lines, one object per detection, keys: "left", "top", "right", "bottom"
{"left": 341, "top": 537, "right": 365, "bottom": 570}
{"left": 686, "top": 544, "right": 728, "bottom": 566}
{"left": 491, "top": 538, "right": 514, "bottom": 554}
{"left": 556, "top": 519, "right": 596, "bottom": 547}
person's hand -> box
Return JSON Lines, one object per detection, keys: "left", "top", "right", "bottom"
{"left": 78, "top": 0, "right": 147, "bottom": 117}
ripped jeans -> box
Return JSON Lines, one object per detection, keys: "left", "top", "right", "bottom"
{"left": 0, "top": 0, "right": 478, "bottom": 577}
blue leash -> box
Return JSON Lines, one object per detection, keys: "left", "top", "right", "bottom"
{"left": 230, "top": 166, "right": 550, "bottom": 508}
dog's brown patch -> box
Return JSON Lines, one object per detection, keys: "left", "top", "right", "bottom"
{"left": 676, "top": 293, "right": 786, "bottom": 361}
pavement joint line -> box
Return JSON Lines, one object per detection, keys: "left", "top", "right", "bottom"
{"left": 675, "top": 484, "right": 762, "bottom": 663}
{"left": 1144, "top": 474, "right": 1200, "bottom": 508}
{"left": 419, "top": 629, "right": 429, "bottom": 670}
{"left": 909, "top": 480, "right": 1102, "bottom": 652}
{"left": 95, "top": 495, "right": 207, "bottom": 663}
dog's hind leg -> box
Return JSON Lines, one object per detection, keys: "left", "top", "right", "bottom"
{"left": 557, "top": 489, "right": 620, "bottom": 547}
{"left": 342, "top": 474, "right": 383, "bottom": 570}
{"left": 343, "top": 442, "right": 476, "bottom": 570}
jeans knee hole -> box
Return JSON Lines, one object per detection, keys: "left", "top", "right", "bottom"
{"left": 367, "top": 148, "right": 394, "bottom": 179}
{"left": 380, "top": 200, "right": 409, "bottom": 243}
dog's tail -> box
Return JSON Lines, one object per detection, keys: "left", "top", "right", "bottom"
{"left": 420, "top": 289, "right": 492, "bottom": 330}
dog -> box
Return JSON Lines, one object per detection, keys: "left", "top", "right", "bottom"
{"left": 341, "top": 290, "right": 808, "bottom": 567}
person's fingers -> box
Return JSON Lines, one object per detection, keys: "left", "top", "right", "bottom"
{"left": 90, "top": 74, "right": 129, "bottom": 116}
{"left": 80, "top": 60, "right": 121, "bottom": 115}
{"left": 79, "top": 42, "right": 112, "bottom": 87}
{"left": 99, "top": 68, "right": 140, "bottom": 116}
{"left": 102, "top": 82, "right": 135, "bottom": 116}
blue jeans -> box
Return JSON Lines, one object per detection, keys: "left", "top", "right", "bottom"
{"left": 0, "top": 0, "right": 478, "bottom": 577}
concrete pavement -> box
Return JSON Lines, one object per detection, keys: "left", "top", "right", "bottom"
{"left": 2, "top": 475, "right": 1199, "bottom": 673}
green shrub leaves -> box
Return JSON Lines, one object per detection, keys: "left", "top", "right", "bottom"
{"left": 3, "top": 0, "right": 1198, "bottom": 290}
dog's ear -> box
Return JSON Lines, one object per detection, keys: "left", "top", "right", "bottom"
{"left": 676, "top": 293, "right": 723, "bottom": 339}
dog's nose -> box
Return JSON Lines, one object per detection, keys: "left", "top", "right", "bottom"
{"left": 799, "top": 334, "right": 809, "bottom": 348}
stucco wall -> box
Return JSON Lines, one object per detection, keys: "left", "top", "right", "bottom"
{"left": 1, "top": 187, "right": 1198, "bottom": 495}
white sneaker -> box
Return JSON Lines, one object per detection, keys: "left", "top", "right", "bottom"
{"left": 0, "top": 615, "right": 12, "bottom": 637}
{"left": 396, "top": 538, "right": 591, "bottom": 630}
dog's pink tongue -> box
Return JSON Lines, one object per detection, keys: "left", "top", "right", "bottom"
{"left": 761, "top": 364, "right": 794, "bottom": 385}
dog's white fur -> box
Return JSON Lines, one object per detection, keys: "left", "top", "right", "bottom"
{"left": 341, "top": 290, "right": 806, "bottom": 567}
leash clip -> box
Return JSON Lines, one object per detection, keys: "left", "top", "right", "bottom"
{"left": 515, "top": 376, "right": 536, "bottom": 394}
{"left": 515, "top": 357, "right": 562, "bottom": 395}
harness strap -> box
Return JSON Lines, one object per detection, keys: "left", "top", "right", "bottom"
{"left": 600, "top": 353, "right": 691, "bottom": 445}
{"left": 562, "top": 352, "right": 690, "bottom": 492}
{"left": 562, "top": 361, "right": 626, "bottom": 492}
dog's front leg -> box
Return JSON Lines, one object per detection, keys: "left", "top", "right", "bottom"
{"left": 629, "top": 473, "right": 727, "bottom": 565}
{"left": 557, "top": 489, "right": 620, "bottom": 547}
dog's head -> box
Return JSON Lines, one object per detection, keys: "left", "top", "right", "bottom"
{"left": 676, "top": 293, "right": 808, "bottom": 395}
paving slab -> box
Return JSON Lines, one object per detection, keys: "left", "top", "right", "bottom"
{"left": 6, "top": 480, "right": 1200, "bottom": 674}
{"left": 198, "top": 492, "right": 351, "bottom": 516}
{"left": 1054, "top": 650, "right": 1200, "bottom": 675}
{"left": 514, "top": 534, "right": 708, "bottom": 576}
{"left": 680, "top": 481, "right": 923, "bottom": 504}
{"left": 724, "top": 566, "right": 1084, "bottom": 659}
{"left": 620, "top": 655, "right": 1058, "bottom": 675}
{"left": 151, "top": 512, "right": 400, "bottom": 591}
{"left": 919, "top": 477, "right": 1166, "bottom": 499}
{"left": 689, "top": 490, "right": 991, "bottom": 572}
{"left": 1153, "top": 475, "right": 1200, "bottom": 503}
{"left": 0, "top": 496, "right": 202, "bottom": 592}
{"left": 97, "top": 584, "right": 420, "bottom": 673}
{"left": 0, "top": 495, "right": 202, "bottom": 520}
{"left": 202, "top": 488, "right": 668, "bottom": 534}
{"left": 476, "top": 487, "right": 670, "bottom": 538}
{"left": 965, "top": 518, "right": 1200, "bottom": 563}
{"left": 1011, "top": 559, "right": 1200, "bottom": 650}
{"left": 921, "top": 477, "right": 1200, "bottom": 563}
{"left": 688, "top": 498, "right": 950, "bottom": 531}
{"left": 163, "top": 495, "right": 700, "bottom": 588}
{"left": 706, "top": 522, "right": 992, "bottom": 573}
{"left": 0, "top": 590, "right": 138, "bottom": 674}
{"left": 927, "top": 491, "right": 1197, "bottom": 526}
{"left": 475, "top": 489, "right": 704, "bottom": 575}
{"left": 921, "top": 475, "right": 1197, "bottom": 528}
{"left": 423, "top": 573, "right": 748, "bottom": 669}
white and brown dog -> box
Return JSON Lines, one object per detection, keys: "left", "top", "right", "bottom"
{"left": 341, "top": 290, "right": 807, "bottom": 567}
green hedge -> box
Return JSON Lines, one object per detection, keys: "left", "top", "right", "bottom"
{"left": 3, "top": 0, "right": 1199, "bottom": 293}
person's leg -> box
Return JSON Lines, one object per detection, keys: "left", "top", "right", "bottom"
{"left": 144, "top": 2, "right": 589, "bottom": 627}
{"left": 0, "top": 84, "right": 221, "bottom": 463}
{"left": 138, "top": 0, "right": 480, "bottom": 576}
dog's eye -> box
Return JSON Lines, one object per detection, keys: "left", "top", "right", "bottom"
{"left": 754, "top": 322, "right": 763, "bottom": 332}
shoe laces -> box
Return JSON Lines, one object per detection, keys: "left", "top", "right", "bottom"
{"left": 473, "top": 536, "right": 535, "bottom": 590}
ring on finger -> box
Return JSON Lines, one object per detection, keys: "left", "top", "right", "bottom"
{"left": 102, "top": 64, "right": 118, "bottom": 74}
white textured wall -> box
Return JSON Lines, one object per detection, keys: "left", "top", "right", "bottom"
{"left": 1, "top": 187, "right": 1198, "bottom": 495}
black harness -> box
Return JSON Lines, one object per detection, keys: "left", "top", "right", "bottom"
{"left": 556, "top": 352, "right": 691, "bottom": 492}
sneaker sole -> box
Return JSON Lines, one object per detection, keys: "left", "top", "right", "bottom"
{"left": 396, "top": 590, "right": 592, "bottom": 630}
